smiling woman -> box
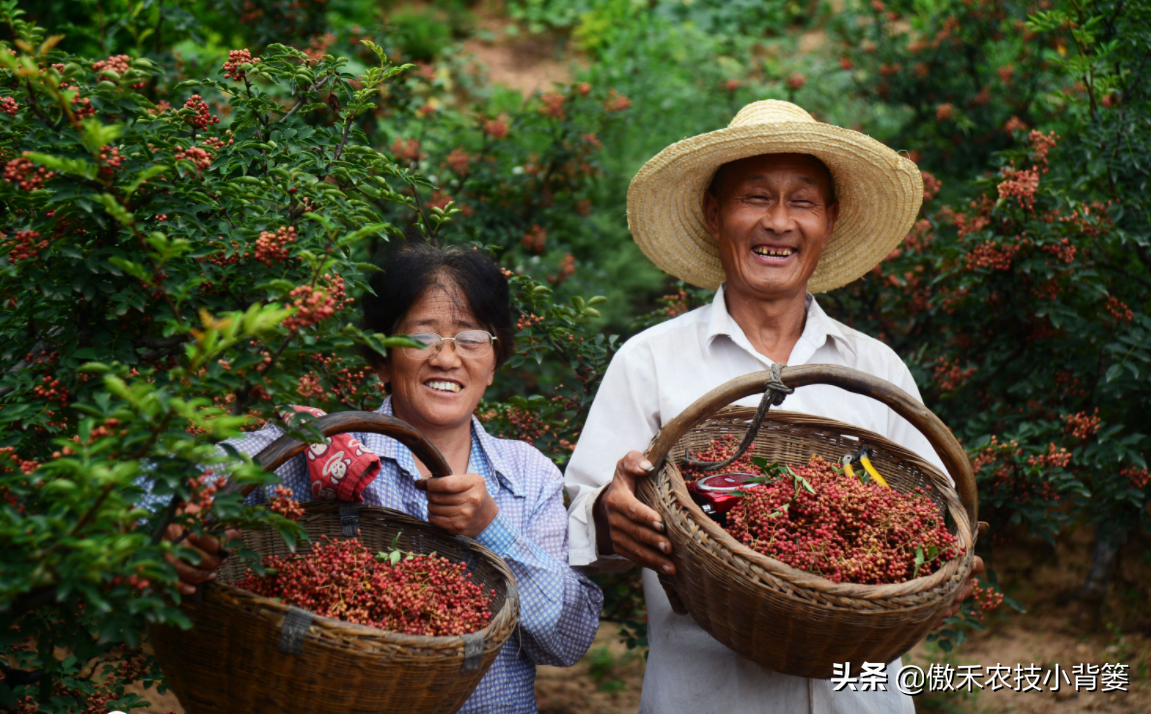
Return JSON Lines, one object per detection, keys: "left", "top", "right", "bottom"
{"left": 153, "top": 238, "right": 604, "bottom": 714}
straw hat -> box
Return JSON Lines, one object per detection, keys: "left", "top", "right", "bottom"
{"left": 627, "top": 100, "right": 923, "bottom": 293}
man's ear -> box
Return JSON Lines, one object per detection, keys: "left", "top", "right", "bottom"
{"left": 825, "top": 201, "right": 840, "bottom": 237}
{"left": 703, "top": 190, "right": 723, "bottom": 242}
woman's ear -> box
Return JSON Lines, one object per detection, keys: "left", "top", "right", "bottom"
{"left": 374, "top": 359, "right": 391, "bottom": 387}
{"left": 485, "top": 357, "right": 496, "bottom": 387}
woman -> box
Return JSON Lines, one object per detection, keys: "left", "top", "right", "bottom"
{"left": 165, "top": 239, "right": 604, "bottom": 713}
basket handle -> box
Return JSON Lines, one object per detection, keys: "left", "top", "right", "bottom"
{"left": 216, "top": 411, "right": 452, "bottom": 501}
{"left": 645, "top": 364, "right": 978, "bottom": 529}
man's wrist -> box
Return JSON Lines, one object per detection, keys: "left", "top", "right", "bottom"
{"left": 592, "top": 487, "right": 615, "bottom": 556}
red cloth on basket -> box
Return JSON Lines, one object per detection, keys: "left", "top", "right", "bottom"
{"left": 278, "top": 405, "right": 381, "bottom": 503}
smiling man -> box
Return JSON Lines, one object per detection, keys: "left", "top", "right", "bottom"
{"left": 564, "top": 100, "right": 983, "bottom": 713}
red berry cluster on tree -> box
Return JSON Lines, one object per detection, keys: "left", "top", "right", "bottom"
{"left": 234, "top": 536, "right": 495, "bottom": 637}
{"left": 174, "top": 146, "right": 213, "bottom": 172}
{"left": 222, "top": 49, "right": 260, "bottom": 82}
{"left": 183, "top": 94, "right": 219, "bottom": 130}
{"left": 483, "top": 115, "right": 509, "bottom": 139}
{"left": 5, "top": 230, "right": 48, "bottom": 262}
{"left": 724, "top": 454, "right": 963, "bottom": 584}
{"left": 282, "top": 274, "right": 350, "bottom": 331}
{"left": 92, "top": 54, "right": 131, "bottom": 75}
{"left": 4, "top": 155, "right": 54, "bottom": 191}
{"left": 269, "top": 485, "right": 304, "bottom": 520}
{"left": 967, "top": 579, "right": 1005, "bottom": 622}
{"left": 0, "top": 96, "right": 18, "bottom": 116}
{"left": 254, "top": 225, "right": 296, "bottom": 265}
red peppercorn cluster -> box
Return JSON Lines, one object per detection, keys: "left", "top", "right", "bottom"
{"left": 235, "top": 537, "right": 495, "bottom": 637}
{"left": 187, "top": 472, "right": 219, "bottom": 516}
{"left": 483, "top": 115, "right": 509, "bottom": 139}
{"left": 390, "top": 136, "right": 422, "bottom": 162}
{"left": 254, "top": 225, "right": 296, "bottom": 265}
{"left": 5, "top": 230, "right": 48, "bottom": 262}
{"left": 184, "top": 94, "right": 219, "bottom": 130}
{"left": 31, "top": 374, "right": 69, "bottom": 405}
{"left": 269, "top": 485, "right": 304, "bottom": 520}
{"left": 997, "top": 165, "right": 1040, "bottom": 210}
{"left": 92, "top": 54, "right": 131, "bottom": 75}
{"left": 282, "top": 274, "right": 350, "bottom": 331}
{"left": 222, "top": 49, "right": 260, "bottom": 82}
{"left": 964, "top": 241, "right": 1021, "bottom": 272}
{"left": 725, "top": 455, "right": 963, "bottom": 585}
{"left": 98, "top": 146, "right": 123, "bottom": 177}
{"left": 549, "top": 253, "right": 576, "bottom": 286}
{"left": 445, "top": 147, "right": 471, "bottom": 176}
{"left": 540, "top": 93, "right": 566, "bottom": 119}
{"left": 603, "top": 90, "right": 632, "bottom": 112}
{"left": 174, "top": 145, "right": 213, "bottom": 172}
{"left": 71, "top": 94, "right": 96, "bottom": 118}
{"left": 1121, "top": 465, "right": 1150, "bottom": 490}
{"left": 0, "top": 96, "right": 18, "bottom": 116}
{"left": 1063, "top": 408, "right": 1101, "bottom": 440}
{"left": 968, "top": 579, "right": 1005, "bottom": 622}
{"left": 521, "top": 224, "right": 547, "bottom": 254}
{"left": 4, "top": 155, "right": 54, "bottom": 191}
{"left": 680, "top": 434, "right": 757, "bottom": 482}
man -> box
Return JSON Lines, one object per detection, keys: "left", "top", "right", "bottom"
{"left": 565, "top": 100, "right": 984, "bottom": 713}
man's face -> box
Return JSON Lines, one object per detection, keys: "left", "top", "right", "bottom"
{"left": 703, "top": 153, "right": 839, "bottom": 301}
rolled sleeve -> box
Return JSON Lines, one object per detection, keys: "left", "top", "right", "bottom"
{"left": 564, "top": 339, "right": 660, "bottom": 571}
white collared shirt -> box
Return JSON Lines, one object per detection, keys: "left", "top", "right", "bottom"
{"left": 565, "top": 285, "right": 943, "bottom": 714}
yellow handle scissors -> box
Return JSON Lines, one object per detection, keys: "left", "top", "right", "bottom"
{"left": 840, "top": 446, "right": 889, "bottom": 488}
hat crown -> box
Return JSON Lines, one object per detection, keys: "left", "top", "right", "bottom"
{"left": 728, "top": 100, "right": 816, "bottom": 129}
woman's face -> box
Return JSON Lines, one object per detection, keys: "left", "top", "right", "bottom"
{"left": 377, "top": 283, "right": 497, "bottom": 433}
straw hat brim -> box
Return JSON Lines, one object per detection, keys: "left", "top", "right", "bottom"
{"left": 626, "top": 121, "right": 924, "bottom": 293}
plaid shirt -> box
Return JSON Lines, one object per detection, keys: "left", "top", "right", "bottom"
{"left": 144, "top": 397, "right": 603, "bottom": 713}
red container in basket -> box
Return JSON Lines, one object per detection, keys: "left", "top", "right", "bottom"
{"left": 688, "top": 472, "right": 759, "bottom": 519}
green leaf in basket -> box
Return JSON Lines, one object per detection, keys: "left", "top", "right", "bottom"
{"left": 389, "top": 549, "right": 402, "bottom": 566}
{"left": 750, "top": 456, "right": 769, "bottom": 469}
{"left": 389, "top": 532, "right": 402, "bottom": 550}
{"left": 797, "top": 475, "right": 816, "bottom": 495}
{"left": 912, "top": 545, "right": 925, "bottom": 578}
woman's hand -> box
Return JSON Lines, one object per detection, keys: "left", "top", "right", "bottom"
{"left": 592, "top": 451, "right": 675, "bottom": 575}
{"left": 162, "top": 503, "right": 240, "bottom": 595}
{"left": 415, "top": 473, "right": 499, "bottom": 538}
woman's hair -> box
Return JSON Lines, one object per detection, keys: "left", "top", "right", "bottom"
{"left": 361, "top": 238, "right": 515, "bottom": 369}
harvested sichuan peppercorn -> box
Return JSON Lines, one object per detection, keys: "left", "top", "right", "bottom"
{"left": 720, "top": 454, "right": 963, "bottom": 585}
{"left": 235, "top": 536, "right": 495, "bottom": 637}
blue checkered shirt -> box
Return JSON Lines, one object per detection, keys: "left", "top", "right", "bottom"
{"left": 143, "top": 397, "right": 603, "bottom": 713}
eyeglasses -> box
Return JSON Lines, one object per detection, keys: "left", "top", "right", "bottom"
{"left": 402, "top": 330, "right": 498, "bottom": 360}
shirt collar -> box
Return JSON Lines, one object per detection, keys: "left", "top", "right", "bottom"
{"left": 373, "top": 397, "right": 523, "bottom": 497}
{"left": 704, "top": 283, "right": 856, "bottom": 362}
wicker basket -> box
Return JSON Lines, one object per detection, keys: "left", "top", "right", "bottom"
{"left": 149, "top": 412, "right": 520, "bottom": 714}
{"left": 637, "top": 364, "right": 979, "bottom": 679}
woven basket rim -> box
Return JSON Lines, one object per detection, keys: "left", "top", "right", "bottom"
{"left": 209, "top": 502, "right": 518, "bottom": 648}
{"left": 661, "top": 406, "right": 974, "bottom": 601}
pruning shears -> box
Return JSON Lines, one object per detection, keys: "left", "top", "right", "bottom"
{"left": 840, "top": 446, "right": 890, "bottom": 489}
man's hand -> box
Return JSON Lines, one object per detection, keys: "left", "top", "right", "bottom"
{"left": 593, "top": 451, "right": 676, "bottom": 575}
{"left": 415, "top": 473, "right": 499, "bottom": 538}
{"left": 162, "top": 504, "right": 239, "bottom": 596}
{"left": 937, "top": 522, "right": 990, "bottom": 626}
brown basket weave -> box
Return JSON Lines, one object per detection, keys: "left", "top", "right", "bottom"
{"left": 637, "top": 365, "right": 979, "bottom": 679}
{"left": 149, "top": 412, "right": 520, "bottom": 714}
